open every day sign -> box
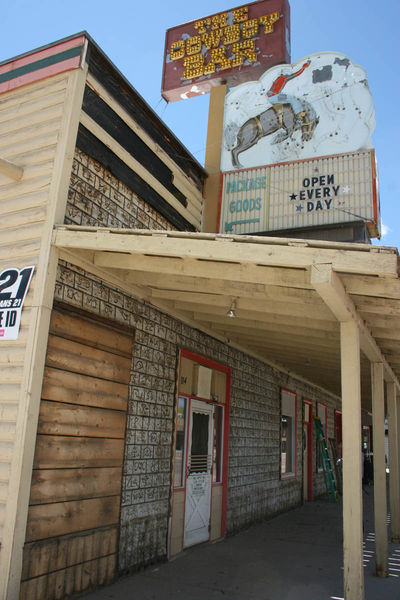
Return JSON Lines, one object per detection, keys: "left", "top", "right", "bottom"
{"left": 0, "top": 266, "right": 35, "bottom": 340}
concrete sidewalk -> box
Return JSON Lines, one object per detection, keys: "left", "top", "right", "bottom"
{"left": 84, "top": 488, "right": 400, "bottom": 600}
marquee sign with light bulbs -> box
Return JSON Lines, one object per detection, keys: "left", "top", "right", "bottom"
{"left": 162, "top": 0, "right": 290, "bottom": 102}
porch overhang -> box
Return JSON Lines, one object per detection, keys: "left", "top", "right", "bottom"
{"left": 52, "top": 226, "right": 400, "bottom": 408}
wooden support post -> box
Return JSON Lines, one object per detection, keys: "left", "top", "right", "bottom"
{"left": 341, "top": 320, "right": 364, "bottom": 600}
{"left": 387, "top": 382, "right": 400, "bottom": 542}
{"left": 371, "top": 362, "right": 389, "bottom": 577}
{"left": 203, "top": 84, "right": 226, "bottom": 233}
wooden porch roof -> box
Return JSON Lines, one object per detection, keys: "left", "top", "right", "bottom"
{"left": 53, "top": 226, "right": 400, "bottom": 408}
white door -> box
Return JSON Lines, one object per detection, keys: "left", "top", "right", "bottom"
{"left": 184, "top": 399, "right": 213, "bottom": 548}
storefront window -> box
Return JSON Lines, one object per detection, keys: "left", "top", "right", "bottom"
{"left": 174, "top": 396, "right": 187, "bottom": 487}
{"left": 281, "top": 390, "right": 297, "bottom": 478}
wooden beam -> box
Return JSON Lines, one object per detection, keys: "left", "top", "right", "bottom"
{"left": 53, "top": 227, "right": 399, "bottom": 277}
{"left": 79, "top": 112, "right": 200, "bottom": 228}
{"left": 86, "top": 73, "right": 203, "bottom": 207}
{"left": 387, "top": 382, "right": 400, "bottom": 542}
{"left": 187, "top": 308, "right": 338, "bottom": 334}
{"left": 172, "top": 297, "right": 335, "bottom": 322}
{"left": 311, "top": 264, "right": 400, "bottom": 388}
{"left": 149, "top": 284, "right": 321, "bottom": 305}
{"left": 353, "top": 295, "right": 400, "bottom": 316}
{"left": 341, "top": 320, "right": 364, "bottom": 600}
{"left": 0, "top": 157, "right": 23, "bottom": 181}
{"left": 91, "top": 251, "right": 311, "bottom": 290}
{"left": 343, "top": 274, "right": 400, "bottom": 300}
{"left": 203, "top": 85, "right": 226, "bottom": 233}
{"left": 371, "top": 362, "right": 389, "bottom": 577}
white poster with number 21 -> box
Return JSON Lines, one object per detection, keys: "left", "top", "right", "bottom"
{"left": 0, "top": 266, "right": 35, "bottom": 340}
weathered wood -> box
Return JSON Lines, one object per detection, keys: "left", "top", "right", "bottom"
{"left": 150, "top": 285, "right": 320, "bottom": 307}
{"left": 372, "top": 362, "right": 389, "bottom": 577}
{"left": 20, "top": 553, "right": 116, "bottom": 600}
{"left": 87, "top": 49, "right": 204, "bottom": 190}
{"left": 33, "top": 435, "right": 124, "bottom": 469}
{"left": 86, "top": 73, "right": 203, "bottom": 207}
{"left": 79, "top": 111, "right": 199, "bottom": 229}
{"left": 29, "top": 467, "right": 122, "bottom": 505}
{"left": 76, "top": 124, "right": 196, "bottom": 232}
{"left": 37, "top": 400, "right": 126, "bottom": 439}
{"left": 190, "top": 309, "right": 338, "bottom": 334}
{"left": 0, "top": 62, "right": 89, "bottom": 600}
{"left": 174, "top": 297, "right": 336, "bottom": 322}
{"left": 0, "top": 206, "right": 47, "bottom": 230}
{"left": 53, "top": 227, "right": 399, "bottom": 277}
{"left": 41, "top": 367, "right": 128, "bottom": 411}
{"left": 387, "top": 382, "right": 400, "bottom": 542}
{"left": 341, "top": 320, "right": 364, "bottom": 600}
{"left": 49, "top": 309, "right": 132, "bottom": 357}
{"left": 203, "top": 84, "right": 227, "bottom": 232}
{"left": 26, "top": 496, "right": 120, "bottom": 542}
{"left": 22, "top": 526, "right": 118, "bottom": 580}
{"left": 0, "top": 74, "right": 68, "bottom": 113}
{"left": 0, "top": 104, "right": 64, "bottom": 138}
{"left": 0, "top": 157, "right": 23, "bottom": 181}
{"left": 45, "top": 335, "right": 132, "bottom": 383}
{"left": 0, "top": 119, "right": 63, "bottom": 154}
{"left": 312, "top": 264, "right": 400, "bottom": 387}
{"left": 82, "top": 86, "right": 188, "bottom": 208}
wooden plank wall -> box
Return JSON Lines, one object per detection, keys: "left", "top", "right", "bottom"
{"left": 0, "top": 71, "right": 73, "bottom": 557}
{"left": 21, "top": 308, "right": 133, "bottom": 600}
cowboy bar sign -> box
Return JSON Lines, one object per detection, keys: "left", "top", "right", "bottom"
{"left": 218, "top": 150, "right": 380, "bottom": 238}
{"left": 162, "top": 0, "right": 290, "bottom": 102}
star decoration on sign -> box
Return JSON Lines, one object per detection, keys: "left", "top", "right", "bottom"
{"left": 296, "top": 204, "right": 303, "bottom": 212}
{"left": 342, "top": 186, "right": 351, "bottom": 194}
{"left": 290, "top": 193, "right": 297, "bottom": 201}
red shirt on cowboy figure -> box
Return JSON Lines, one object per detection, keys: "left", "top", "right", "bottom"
{"left": 266, "top": 60, "right": 311, "bottom": 122}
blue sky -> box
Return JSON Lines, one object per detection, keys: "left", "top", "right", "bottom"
{"left": 2, "top": 0, "right": 399, "bottom": 247}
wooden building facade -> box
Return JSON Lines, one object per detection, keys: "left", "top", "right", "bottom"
{"left": 0, "top": 33, "right": 399, "bottom": 600}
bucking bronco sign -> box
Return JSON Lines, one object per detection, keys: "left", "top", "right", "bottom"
{"left": 221, "top": 51, "right": 376, "bottom": 170}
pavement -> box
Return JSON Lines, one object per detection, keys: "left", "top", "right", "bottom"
{"left": 84, "top": 486, "right": 400, "bottom": 600}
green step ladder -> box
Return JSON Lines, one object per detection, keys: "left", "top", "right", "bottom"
{"left": 314, "top": 417, "right": 339, "bottom": 502}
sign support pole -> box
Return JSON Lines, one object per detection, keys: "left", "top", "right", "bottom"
{"left": 203, "top": 84, "right": 227, "bottom": 233}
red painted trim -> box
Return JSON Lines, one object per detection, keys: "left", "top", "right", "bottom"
{"left": 370, "top": 149, "right": 380, "bottom": 235}
{"left": 176, "top": 349, "right": 231, "bottom": 544}
{"left": 221, "top": 368, "right": 230, "bottom": 538}
{"left": 303, "top": 399, "right": 313, "bottom": 501}
{"left": 180, "top": 348, "right": 230, "bottom": 373}
{"left": 316, "top": 402, "right": 328, "bottom": 473}
{"left": 280, "top": 388, "right": 298, "bottom": 480}
{"left": 0, "top": 35, "right": 85, "bottom": 74}
{"left": 0, "top": 57, "right": 81, "bottom": 95}
{"left": 181, "top": 397, "right": 192, "bottom": 549}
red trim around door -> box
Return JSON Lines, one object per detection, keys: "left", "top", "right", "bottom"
{"left": 303, "top": 399, "right": 313, "bottom": 501}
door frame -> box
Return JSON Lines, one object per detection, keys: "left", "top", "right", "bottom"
{"left": 303, "top": 399, "right": 313, "bottom": 501}
{"left": 183, "top": 398, "right": 214, "bottom": 548}
{"left": 169, "top": 349, "right": 230, "bottom": 555}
